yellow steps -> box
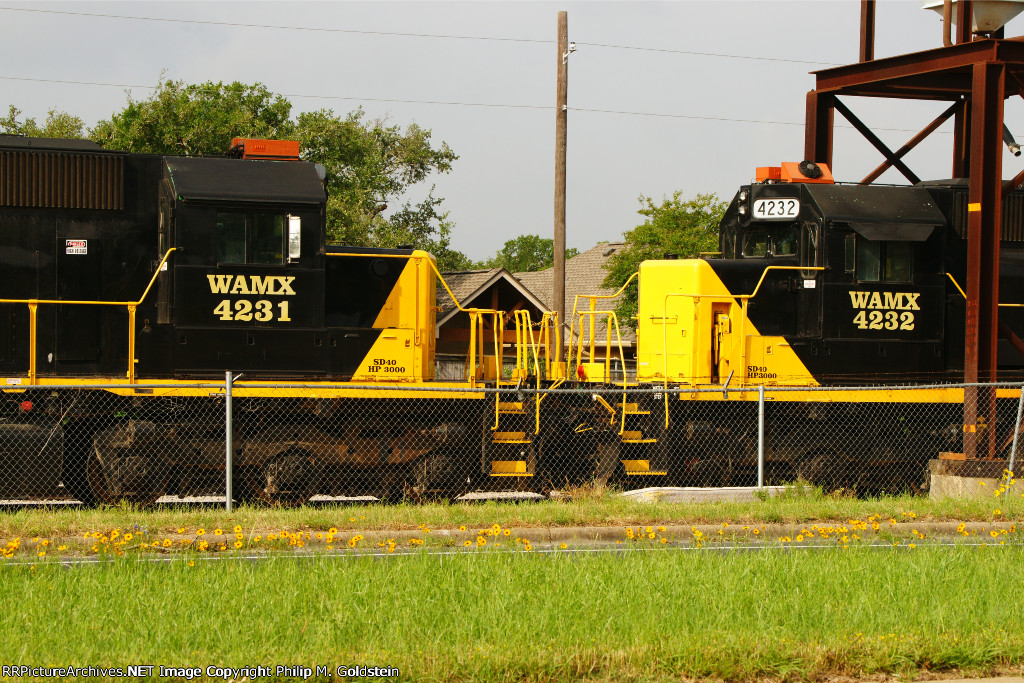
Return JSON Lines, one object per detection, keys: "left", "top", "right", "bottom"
{"left": 621, "top": 459, "right": 667, "bottom": 476}
{"left": 493, "top": 431, "right": 530, "bottom": 444}
{"left": 622, "top": 403, "right": 650, "bottom": 415}
{"left": 490, "top": 460, "right": 533, "bottom": 477}
{"left": 621, "top": 430, "right": 657, "bottom": 444}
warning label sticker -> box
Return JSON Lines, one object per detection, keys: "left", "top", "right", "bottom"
{"left": 66, "top": 239, "right": 87, "bottom": 255}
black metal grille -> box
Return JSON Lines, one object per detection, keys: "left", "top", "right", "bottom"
{"left": 951, "top": 190, "right": 1024, "bottom": 241}
{"left": 0, "top": 150, "right": 124, "bottom": 210}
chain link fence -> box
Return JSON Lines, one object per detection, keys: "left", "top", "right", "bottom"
{"left": 0, "top": 379, "right": 1021, "bottom": 507}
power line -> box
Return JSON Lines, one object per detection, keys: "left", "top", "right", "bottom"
{"left": 0, "top": 6, "right": 552, "bottom": 44}
{"left": 575, "top": 42, "right": 843, "bottom": 67}
{"left": 569, "top": 106, "right": 951, "bottom": 134}
{"left": 0, "top": 5, "right": 841, "bottom": 66}
{"left": 0, "top": 74, "right": 952, "bottom": 134}
{"left": 0, "top": 75, "right": 550, "bottom": 111}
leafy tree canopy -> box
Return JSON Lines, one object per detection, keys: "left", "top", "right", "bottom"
{"left": 85, "top": 79, "right": 462, "bottom": 257}
{"left": 602, "top": 191, "right": 727, "bottom": 325}
{"left": 482, "top": 234, "right": 579, "bottom": 273}
{"left": 2, "top": 106, "right": 84, "bottom": 139}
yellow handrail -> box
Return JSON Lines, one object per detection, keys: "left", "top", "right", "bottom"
{"left": 565, "top": 272, "right": 638, "bottom": 373}
{"left": 946, "top": 273, "right": 1024, "bottom": 307}
{"left": 0, "top": 248, "right": 176, "bottom": 384}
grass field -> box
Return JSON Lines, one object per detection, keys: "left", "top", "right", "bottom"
{"left": 2, "top": 545, "right": 1023, "bottom": 682}
{"left": 0, "top": 480, "right": 1021, "bottom": 550}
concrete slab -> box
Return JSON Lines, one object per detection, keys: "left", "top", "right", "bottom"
{"left": 618, "top": 486, "right": 786, "bottom": 503}
{"left": 929, "top": 458, "right": 1017, "bottom": 500}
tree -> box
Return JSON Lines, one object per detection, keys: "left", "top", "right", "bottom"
{"left": 89, "top": 80, "right": 465, "bottom": 258}
{"left": 90, "top": 80, "right": 293, "bottom": 156}
{"left": 602, "top": 191, "right": 727, "bottom": 325}
{"left": 482, "top": 234, "right": 579, "bottom": 273}
{"left": 296, "top": 108, "right": 458, "bottom": 248}
{"left": 2, "top": 106, "right": 85, "bottom": 139}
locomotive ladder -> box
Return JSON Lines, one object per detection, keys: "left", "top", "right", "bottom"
{"left": 617, "top": 395, "right": 668, "bottom": 476}
{"left": 487, "top": 311, "right": 558, "bottom": 477}
{"left": 569, "top": 279, "right": 667, "bottom": 477}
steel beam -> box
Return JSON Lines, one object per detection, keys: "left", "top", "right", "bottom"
{"left": 964, "top": 61, "right": 1004, "bottom": 458}
{"left": 813, "top": 40, "right": 1024, "bottom": 96}
{"left": 861, "top": 101, "right": 961, "bottom": 183}
{"left": 860, "top": 1, "right": 876, "bottom": 62}
{"left": 953, "top": 98, "right": 971, "bottom": 177}
{"left": 832, "top": 99, "right": 921, "bottom": 183}
{"left": 804, "top": 91, "right": 834, "bottom": 164}
{"left": 956, "top": 0, "right": 974, "bottom": 45}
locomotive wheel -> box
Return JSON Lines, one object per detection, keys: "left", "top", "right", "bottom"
{"left": 85, "top": 450, "right": 167, "bottom": 507}
{"left": 797, "top": 451, "right": 852, "bottom": 494}
{"left": 62, "top": 442, "right": 96, "bottom": 506}
{"left": 375, "top": 469, "right": 409, "bottom": 504}
{"left": 254, "top": 448, "right": 321, "bottom": 507}
{"left": 689, "top": 459, "right": 733, "bottom": 487}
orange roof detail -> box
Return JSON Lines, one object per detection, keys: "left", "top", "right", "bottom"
{"left": 228, "top": 138, "right": 301, "bottom": 160}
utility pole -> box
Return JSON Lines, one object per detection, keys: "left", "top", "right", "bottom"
{"left": 554, "top": 10, "right": 568, "bottom": 349}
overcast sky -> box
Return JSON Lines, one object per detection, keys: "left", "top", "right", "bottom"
{"left": 5, "top": 1, "right": 1024, "bottom": 262}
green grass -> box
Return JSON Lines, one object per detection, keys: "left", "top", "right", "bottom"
{"left": 3, "top": 546, "right": 1024, "bottom": 681}
{"left": 0, "top": 482, "right": 1020, "bottom": 544}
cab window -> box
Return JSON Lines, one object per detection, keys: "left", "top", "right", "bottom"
{"left": 800, "top": 222, "right": 819, "bottom": 277}
{"left": 721, "top": 228, "right": 737, "bottom": 259}
{"left": 742, "top": 229, "right": 767, "bottom": 257}
{"left": 216, "top": 211, "right": 286, "bottom": 265}
{"left": 771, "top": 224, "right": 799, "bottom": 256}
{"left": 852, "top": 238, "right": 912, "bottom": 283}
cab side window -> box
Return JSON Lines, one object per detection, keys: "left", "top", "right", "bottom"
{"left": 742, "top": 229, "right": 767, "bottom": 257}
{"left": 216, "top": 211, "right": 286, "bottom": 265}
{"left": 851, "top": 237, "right": 912, "bottom": 283}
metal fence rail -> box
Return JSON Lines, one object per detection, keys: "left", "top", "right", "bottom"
{"left": 1, "top": 379, "right": 1020, "bottom": 508}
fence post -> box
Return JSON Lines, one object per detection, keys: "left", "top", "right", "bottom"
{"left": 225, "top": 370, "right": 233, "bottom": 512}
{"left": 758, "top": 385, "right": 765, "bottom": 489}
{"left": 1009, "top": 384, "right": 1024, "bottom": 487}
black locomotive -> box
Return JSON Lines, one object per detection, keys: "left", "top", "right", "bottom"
{"left": 0, "top": 135, "right": 492, "bottom": 504}
{"left": 627, "top": 161, "right": 1024, "bottom": 489}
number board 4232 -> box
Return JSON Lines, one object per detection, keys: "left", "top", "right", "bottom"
{"left": 752, "top": 198, "right": 799, "bottom": 220}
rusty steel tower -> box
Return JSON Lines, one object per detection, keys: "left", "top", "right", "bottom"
{"left": 805, "top": 0, "right": 1024, "bottom": 458}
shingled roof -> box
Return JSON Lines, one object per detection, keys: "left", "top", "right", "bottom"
{"left": 514, "top": 242, "right": 635, "bottom": 344}
{"left": 436, "top": 268, "right": 548, "bottom": 326}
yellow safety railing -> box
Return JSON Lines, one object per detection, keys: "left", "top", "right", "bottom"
{"left": 565, "top": 272, "right": 637, "bottom": 372}
{"left": 564, "top": 274, "right": 637, "bottom": 436}
{"left": 946, "top": 273, "right": 1024, "bottom": 308}
{"left": 0, "top": 248, "right": 176, "bottom": 385}
{"left": 510, "top": 310, "right": 570, "bottom": 435}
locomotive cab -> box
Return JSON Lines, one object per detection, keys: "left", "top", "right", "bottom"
{"left": 138, "top": 155, "right": 329, "bottom": 376}
{"left": 719, "top": 178, "right": 949, "bottom": 383}
{"left": 0, "top": 137, "right": 438, "bottom": 384}
{"left": 139, "top": 153, "right": 437, "bottom": 381}
{"left": 636, "top": 162, "right": 960, "bottom": 387}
